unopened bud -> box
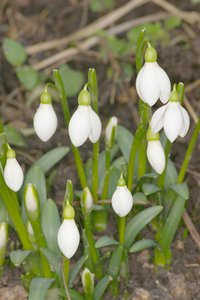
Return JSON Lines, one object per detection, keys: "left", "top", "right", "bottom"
{"left": 81, "top": 268, "right": 94, "bottom": 295}
{"left": 105, "top": 117, "right": 118, "bottom": 148}
{"left": 24, "top": 183, "right": 40, "bottom": 221}
{"left": 81, "top": 187, "right": 93, "bottom": 214}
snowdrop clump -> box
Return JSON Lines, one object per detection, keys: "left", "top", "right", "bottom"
{"left": 3, "top": 149, "right": 24, "bottom": 192}
{"left": 111, "top": 175, "right": 133, "bottom": 217}
{"left": 151, "top": 88, "right": 190, "bottom": 143}
{"left": 136, "top": 44, "right": 171, "bottom": 106}
{"left": 57, "top": 201, "right": 80, "bottom": 259}
{"left": 69, "top": 86, "right": 102, "bottom": 147}
{"left": 33, "top": 91, "right": 58, "bottom": 142}
{"left": 146, "top": 126, "right": 166, "bottom": 174}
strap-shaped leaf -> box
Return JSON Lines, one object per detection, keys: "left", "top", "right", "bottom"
{"left": 33, "top": 146, "right": 70, "bottom": 173}
{"left": 170, "top": 183, "right": 189, "bottom": 200}
{"left": 69, "top": 255, "right": 88, "bottom": 287}
{"left": 125, "top": 206, "right": 163, "bottom": 249}
{"left": 108, "top": 245, "right": 124, "bottom": 278}
{"left": 95, "top": 236, "right": 119, "bottom": 248}
{"left": 10, "top": 250, "right": 32, "bottom": 266}
{"left": 130, "top": 239, "right": 157, "bottom": 253}
{"left": 94, "top": 275, "right": 112, "bottom": 300}
{"left": 41, "top": 199, "right": 61, "bottom": 255}
{"left": 159, "top": 196, "right": 186, "bottom": 251}
{"left": 116, "top": 125, "right": 134, "bottom": 162}
{"left": 69, "top": 289, "right": 85, "bottom": 300}
{"left": 142, "top": 183, "right": 161, "bottom": 195}
{"left": 29, "top": 278, "right": 54, "bottom": 300}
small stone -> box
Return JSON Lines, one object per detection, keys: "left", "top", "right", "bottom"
{"left": 0, "top": 285, "right": 27, "bottom": 300}
{"left": 168, "top": 273, "right": 188, "bottom": 300}
{"left": 132, "top": 288, "right": 152, "bottom": 300}
{"left": 136, "top": 250, "right": 150, "bottom": 265}
{"left": 174, "top": 240, "right": 184, "bottom": 250}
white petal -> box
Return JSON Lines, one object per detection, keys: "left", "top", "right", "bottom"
{"left": 69, "top": 106, "right": 90, "bottom": 147}
{"left": 147, "top": 141, "right": 166, "bottom": 174}
{"left": 105, "top": 116, "right": 118, "bottom": 145}
{"left": 136, "top": 65, "right": 145, "bottom": 100}
{"left": 0, "top": 223, "right": 7, "bottom": 249}
{"left": 88, "top": 107, "right": 102, "bottom": 143}
{"left": 163, "top": 102, "right": 183, "bottom": 142}
{"left": 4, "top": 158, "right": 24, "bottom": 192}
{"left": 155, "top": 64, "right": 171, "bottom": 103}
{"left": 57, "top": 219, "right": 80, "bottom": 259}
{"left": 150, "top": 104, "right": 168, "bottom": 133}
{"left": 137, "top": 62, "right": 160, "bottom": 106}
{"left": 111, "top": 186, "right": 133, "bottom": 217}
{"left": 179, "top": 106, "right": 190, "bottom": 138}
{"left": 33, "top": 104, "right": 57, "bottom": 142}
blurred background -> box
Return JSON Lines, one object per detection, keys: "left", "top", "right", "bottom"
{"left": 0, "top": 1, "right": 200, "bottom": 297}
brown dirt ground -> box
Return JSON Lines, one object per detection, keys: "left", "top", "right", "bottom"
{"left": 0, "top": 0, "right": 200, "bottom": 299}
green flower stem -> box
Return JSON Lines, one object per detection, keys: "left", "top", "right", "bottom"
{"left": 137, "top": 137, "right": 147, "bottom": 178}
{"left": 0, "top": 173, "right": 32, "bottom": 250}
{"left": 102, "top": 147, "right": 111, "bottom": 200}
{"left": 157, "top": 140, "right": 172, "bottom": 188}
{"left": 53, "top": 70, "right": 87, "bottom": 188}
{"left": 88, "top": 69, "right": 99, "bottom": 201}
{"left": 177, "top": 118, "right": 200, "bottom": 183}
{"left": 119, "top": 216, "right": 125, "bottom": 244}
{"left": 84, "top": 213, "right": 102, "bottom": 279}
{"left": 62, "top": 257, "right": 71, "bottom": 300}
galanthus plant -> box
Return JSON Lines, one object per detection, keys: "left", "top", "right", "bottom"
{"left": 0, "top": 28, "right": 199, "bottom": 299}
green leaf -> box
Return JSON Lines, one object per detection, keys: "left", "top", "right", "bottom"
{"left": 10, "top": 250, "right": 32, "bottom": 266}
{"left": 95, "top": 236, "right": 119, "bottom": 248}
{"left": 16, "top": 66, "right": 38, "bottom": 90}
{"left": 24, "top": 166, "right": 46, "bottom": 207}
{"left": 130, "top": 239, "right": 157, "bottom": 253}
{"left": 3, "top": 38, "right": 27, "bottom": 66}
{"left": 41, "top": 199, "right": 61, "bottom": 255}
{"left": 164, "top": 159, "right": 178, "bottom": 188}
{"left": 170, "top": 182, "right": 189, "bottom": 200}
{"left": 125, "top": 206, "right": 163, "bottom": 249}
{"left": 132, "top": 192, "right": 147, "bottom": 203}
{"left": 33, "top": 146, "right": 70, "bottom": 173}
{"left": 69, "top": 255, "right": 88, "bottom": 287}
{"left": 108, "top": 167, "right": 121, "bottom": 198}
{"left": 4, "top": 124, "right": 27, "bottom": 147}
{"left": 142, "top": 183, "right": 161, "bottom": 195}
{"left": 58, "top": 64, "right": 85, "bottom": 97}
{"left": 69, "top": 289, "right": 85, "bottom": 300}
{"left": 29, "top": 278, "right": 54, "bottom": 300}
{"left": 40, "top": 248, "right": 62, "bottom": 278}
{"left": 164, "top": 17, "right": 182, "bottom": 30}
{"left": 53, "top": 69, "right": 66, "bottom": 100}
{"left": 108, "top": 245, "right": 124, "bottom": 278}
{"left": 159, "top": 196, "right": 186, "bottom": 250}
{"left": 94, "top": 275, "right": 112, "bottom": 300}
{"left": 116, "top": 125, "right": 134, "bottom": 162}
{"left": 0, "top": 198, "right": 8, "bottom": 222}
{"left": 90, "top": 0, "right": 115, "bottom": 12}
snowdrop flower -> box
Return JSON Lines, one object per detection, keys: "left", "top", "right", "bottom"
{"left": 111, "top": 175, "right": 133, "bottom": 217}
{"left": 81, "top": 187, "right": 93, "bottom": 214}
{"left": 136, "top": 44, "right": 171, "bottom": 106}
{"left": 105, "top": 116, "right": 118, "bottom": 148}
{"left": 24, "top": 183, "right": 40, "bottom": 220}
{"left": 4, "top": 149, "right": 24, "bottom": 192}
{"left": 57, "top": 202, "right": 80, "bottom": 259}
{"left": 69, "top": 86, "right": 102, "bottom": 147}
{"left": 146, "top": 126, "right": 165, "bottom": 174}
{"left": 33, "top": 91, "right": 57, "bottom": 142}
{"left": 151, "top": 88, "right": 190, "bottom": 143}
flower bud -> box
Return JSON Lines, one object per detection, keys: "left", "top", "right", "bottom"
{"left": 111, "top": 175, "right": 133, "bottom": 217}
{"left": 26, "top": 221, "right": 36, "bottom": 244}
{"left": 81, "top": 268, "right": 94, "bottom": 295}
{"left": 33, "top": 91, "right": 57, "bottom": 142}
{"left": 24, "top": 183, "right": 40, "bottom": 221}
{"left": 81, "top": 187, "right": 93, "bottom": 214}
{"left": 105, "top": 117, "right": 118, "bottom": 148}
{"left": 57, "top": 202, "right": 80, "bottom": 259}
{"left": 3, "top": 149, "right": 24, "bottom": 192}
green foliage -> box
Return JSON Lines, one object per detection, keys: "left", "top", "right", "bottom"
{"left": 90, "top": 0, "right": 115, "bottom": 12}
{"left": 95, "top": 236, "right": 119, "bottom": 248}
{"left": 16, "top": 66, "right": 39, "bottom": 90}
{"left": 29, "top": 278, "right": 54, "bottom": 300}
{"left": 58, "top": 64, "right": 85, "bottom": 97}
{"left": 3, "top": 38, "right": 27, "bottom": 66}
{"left": 10, "top": 250, "right": 32, "bottom": 266}
{"left": 4, "top": 125, "right": 27, "bottom": 147}
{"left": 130, "top": 239, "right": 157, "bottom": 253}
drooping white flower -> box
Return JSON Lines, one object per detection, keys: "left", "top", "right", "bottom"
{"left": 68, "top": 87, "right": 101, "bottom": 147}
{"left": 105, "top": 116, "right": 118, "bottom": 147}
{"left": 151, "top": 89, "right": 190, "bottom": 143}
{"left": 111, "top": 176, "right": 133, "bottom": 217}
{"left": 33, "top": 91, "right": 57, "bottom": 142}
{"left": 136, "top": 44, "right": 171, "bottom": 106}
{"left": 146, "top": 126, "right": 166, "bottom": 174}
{"left": 4, "top": 149, "right": 24, "bottom": 192}
{"left": 57, "top": 202, "right": 80, "bottom": 259}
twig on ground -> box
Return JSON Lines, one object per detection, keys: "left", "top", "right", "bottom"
{"left": 31, "top": 12, "right": 170, "bottom": 70}
{"left": 26, "top": 0, "right": 149, "bottom": 55}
